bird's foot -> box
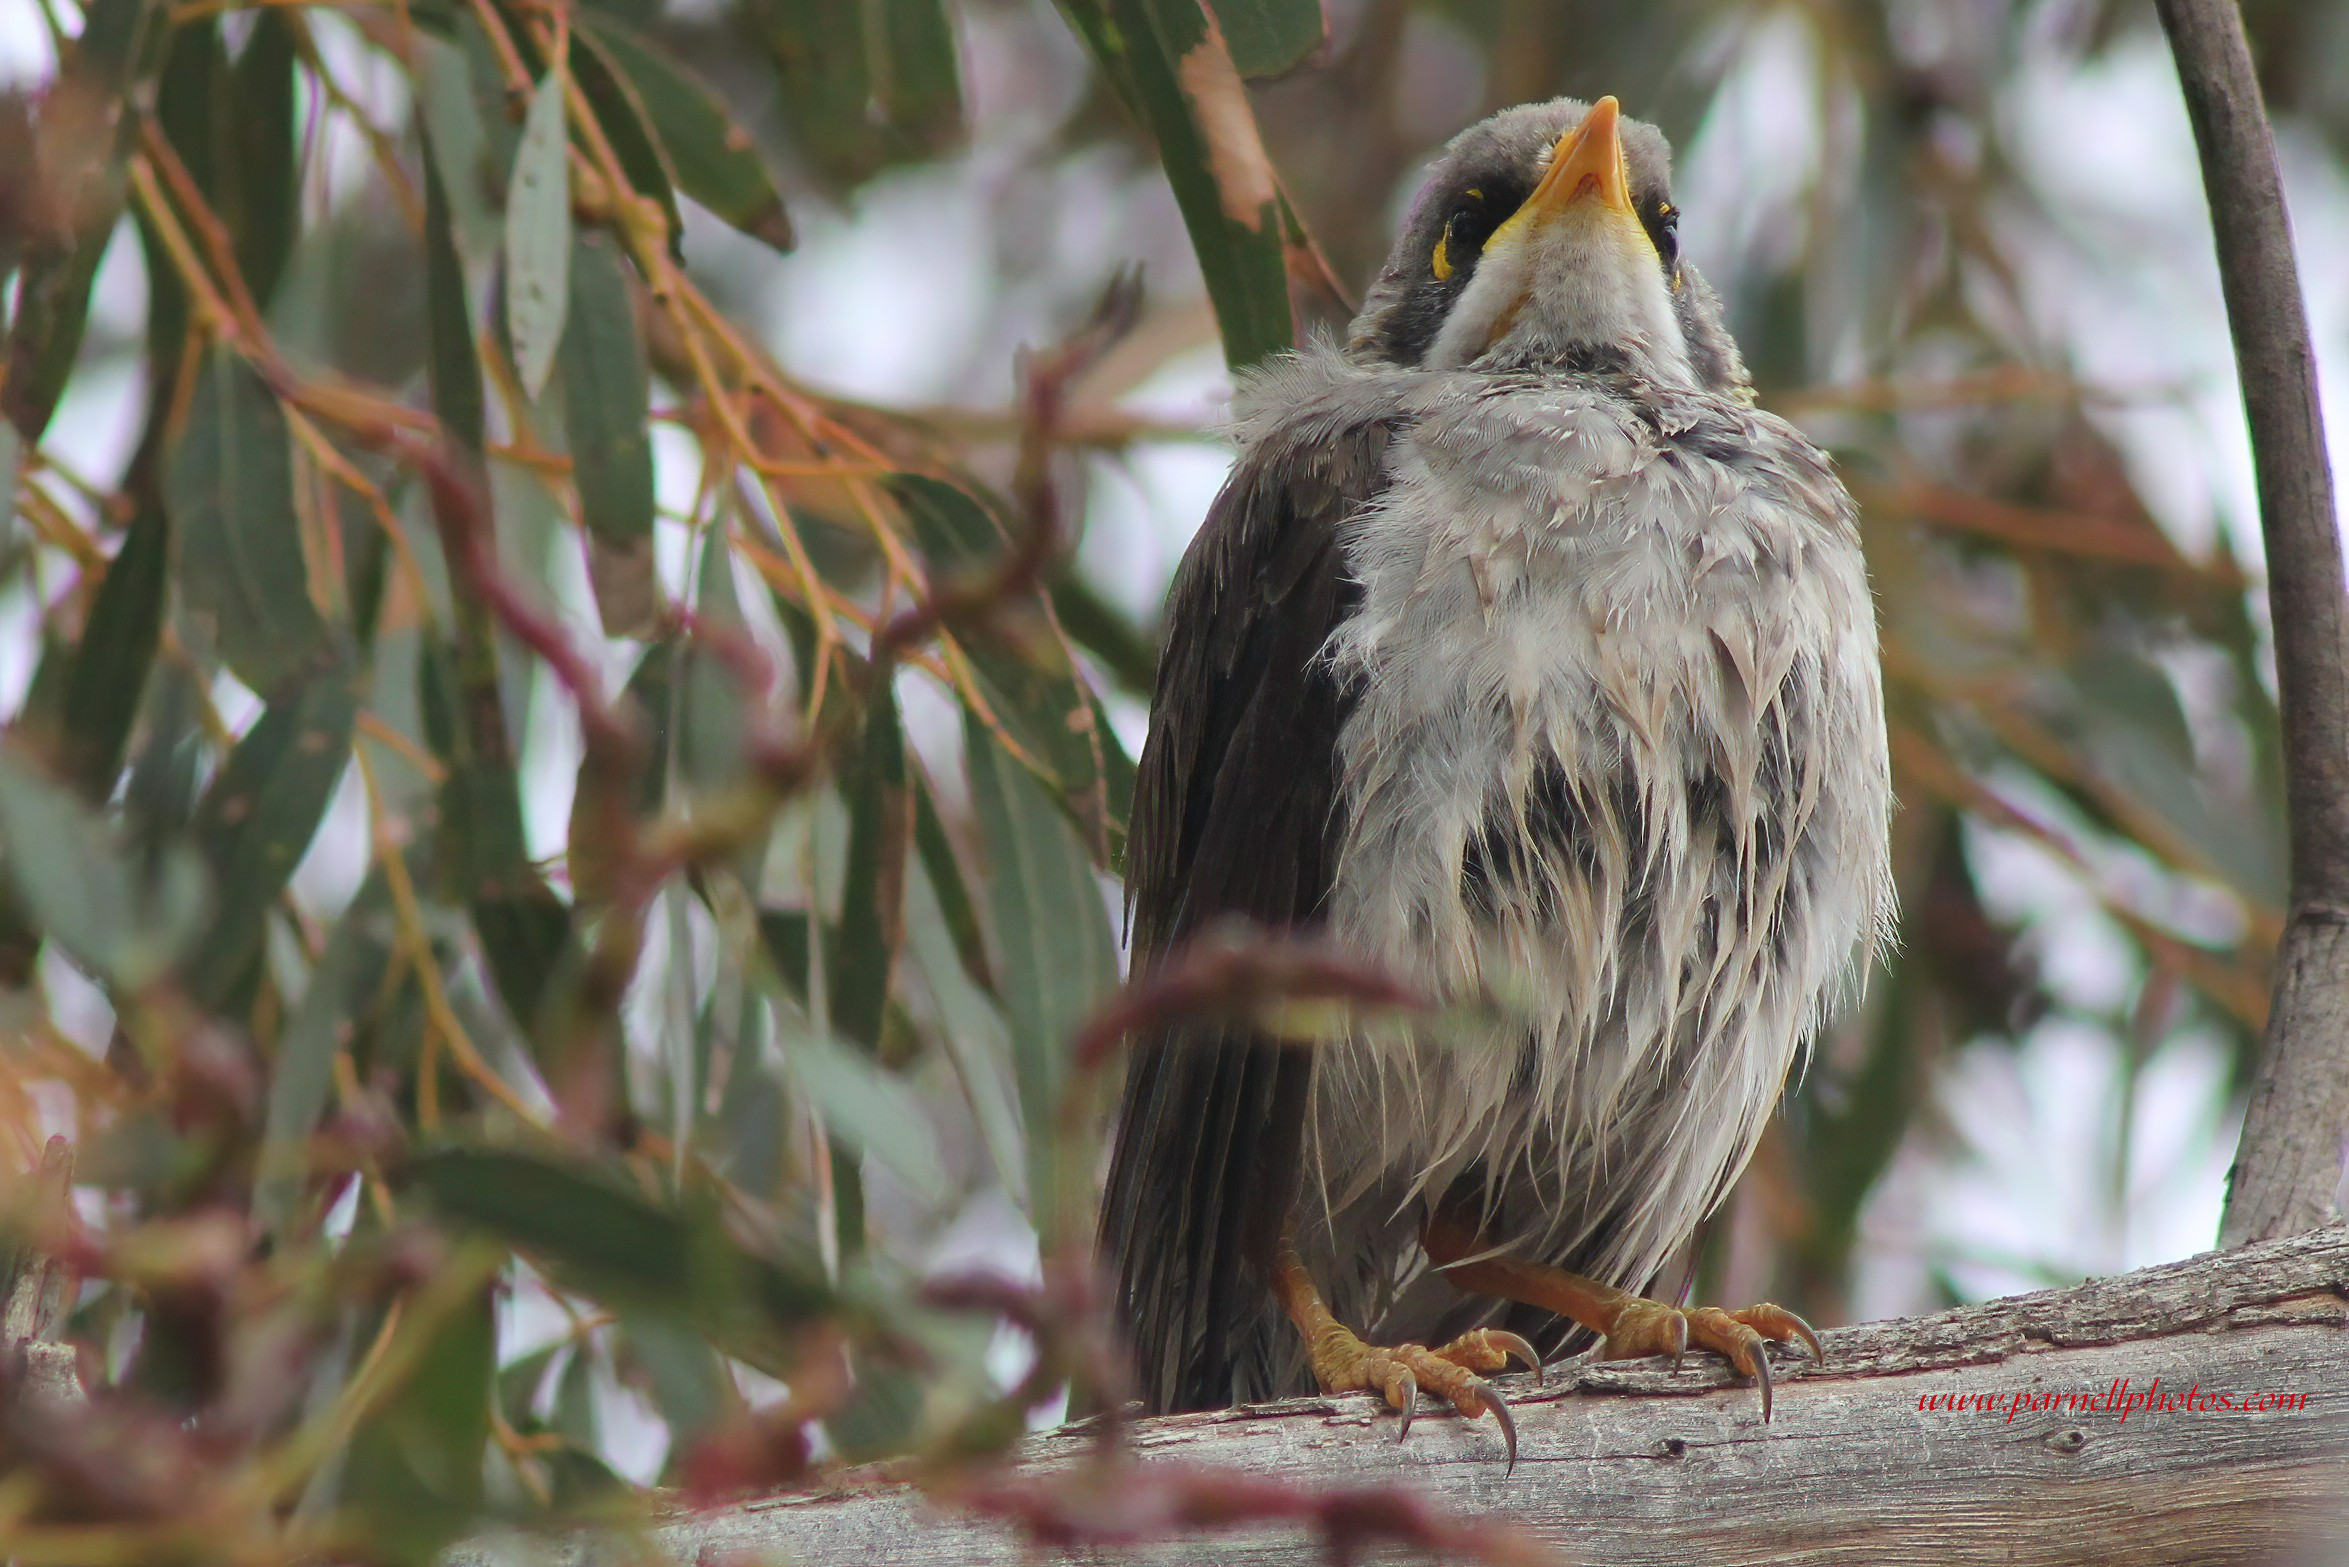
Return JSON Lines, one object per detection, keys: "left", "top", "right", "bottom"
{"left": 1273, "top": 1245, "right": 1541, "bottom": 1470}
{"left": 1599, "top": 1298, "right": 1822, "bottom": 1421}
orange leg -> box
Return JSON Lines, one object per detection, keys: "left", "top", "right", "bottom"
{"left": 1421, "top": 1216, "right": 1822, "bottom": 1421}
{"left": 1272, "top": 1240, "right": 1542, "bottom": 1469}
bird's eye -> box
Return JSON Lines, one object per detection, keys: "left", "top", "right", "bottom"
{"left": 1646, "top": 201, "right": 1682, "bottom": 271}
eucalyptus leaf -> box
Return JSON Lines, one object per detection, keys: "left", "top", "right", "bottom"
{"left": 186, "top": 664, "right": 361, "bottom": 1005}
{"left": 576, "top": 14, "right": 795, "bottom": 252}
{"left": 1207, "top": 0, "right": 1323, "bottom": 77}
{"left": 58, "top": 498, "right": 167, "bottom": 800}
{"left": 964, "top": 712, "right": 1114, "bottom": 1222}
{"left": 559, "top": 230, "right": 657, "bottom": 636}
{"left": 255, "top": 877, "right": 396, "bottom": 1233}
{"left": 167, "top": 348, "right": 339, "bottom": 694}
{"left": 774, "top": 1005, "right": 950, "bottom": 1206}
{"left": 0, "top": 746, "right": 203, "bottom": 989}
{"left": 505, "top": 62, "right": 574, "bottom": 399}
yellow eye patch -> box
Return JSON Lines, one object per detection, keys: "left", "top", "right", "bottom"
{"left": 1432, "top": 230, "right": 1454, "bottom": 280}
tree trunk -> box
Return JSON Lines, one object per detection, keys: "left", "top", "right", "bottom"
{"left": 2154, "top": 0, "right": 2349, "bottom": 1246}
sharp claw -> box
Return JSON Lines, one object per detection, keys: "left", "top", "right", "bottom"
{"left": 1395, "top": 1370, "right": 1419, "bottom": 1444}
{"left": 1479, "top": 1379, "right": 1519, "bottom": 1476}
{"left": 1787, "top": 1310, "right": 1824, "bottom": 1365}
{"left": 1666, "top": 1311, "right": 1690, "bottom": 1369}
{"left": 1754, "top": 1343, "right": 1774, "bottom": 1423}
{"left": 1490, "top": 1330, "right": 1544, "bottom": 1385}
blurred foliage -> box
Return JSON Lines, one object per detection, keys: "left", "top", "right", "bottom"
{"left": 0, "top": 0, "right": 2322, "bottom": 1558}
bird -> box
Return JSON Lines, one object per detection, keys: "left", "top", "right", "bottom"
{"left": 1097, "top": 95, "right": 1896, "bottom": 1461}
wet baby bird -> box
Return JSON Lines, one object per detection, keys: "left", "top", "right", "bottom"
{"left": 1100, "top": 96, "right": 1896, "bottom": 1460}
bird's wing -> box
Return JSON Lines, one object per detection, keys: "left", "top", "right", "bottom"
{"left": 1101, "top": 409, "right": 1394, "bottom": 1413}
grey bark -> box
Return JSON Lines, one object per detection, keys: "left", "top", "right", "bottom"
{"left": 497, "top": 1227, "right": 2349, "bottom": 1567}
{"left": 2154, "top": 1, "right": 2349, "bottom": 1244}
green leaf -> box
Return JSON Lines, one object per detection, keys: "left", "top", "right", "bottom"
{"left": 875, "top": 0, "right": 964, "bottom": 152}
{"left": 0, "top": 0, "right": 138, "bottom": 440}
{"left": 559, "top": 229, "right": 657, "bottom": 636}
{"left": 407, "top": 1145, "right": 837, "bottom": 1336}
{"left": 569, "top": 32, "right": 686, "bottom": 261}
{"left": 473, "top": 891, "right": 573, "bottom": 1036}
{"left": 186, "top": 665, "right": 360, "bottom": 1005}
{"left": 341, "top": 1287, "right": 494, "bottom": 1566}
{"left": 964, "top": 712, "right": 1115, "bottom": 1225}
{"left": 775, "top": 1007, "right": 950, "bottom": 1208}
{"left": 2, "top": 228, "right": 115, "bottom": 444}
{"left": 893, "top": 475, "right": 1123, "bottom": 863}
{"left": 746, "top": 0, "right": 875, "bottom": 185}
{"left": 255, "top": 877, "right": 396, "bottom": 1234}
{"left": 0, "top": 746, "right": 202, "bottom": 989}
{"left": 1050, "top": 570, "right": 1159, "bottom": 695}
{"left": 1207, "top": 0, "right": 1322, "bottom": 78}
{"left": 57, "top": 499, "right": 168, "bottom": 801}
{"left": 421, "top": 109, "right": 488, "bottom": 460}
{"left": 904, "top": 857, "right": 1020, "bottom": 1193}
{"left": 576, "top": 14, "right": 795, "bottom": 253}
{"left": 166, "top": 348, "right": 339, "bottom": 695}
{"left": 620, "top": 1314, "right": 732, "bottom": 1440}
{"left": 832, "top": 680, "right": 911, "bottom": 1053}
{"left": 912, "top": 761, "right": 993, "bottom": 995}
{"left": 504, "top": 60, "right": 573, "bottom": 400}
{"left": 678, "top": 539, "right": 750, "bottom": 797}
{"left": 225, "top": 10, "right": 299, "bottom": 305}
{"left": 414, "top": 28, "right": 504, "bottom": 266}
{"left": 1086, "top": 0, "right": 1291, "bottom": 368}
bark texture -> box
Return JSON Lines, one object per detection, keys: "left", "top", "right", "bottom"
{"left": 496, "top": 1228, "right": 2349, "bottom": 1567}
{"left": 2155, "top": 1, "right": 2349, "bottom": 1245}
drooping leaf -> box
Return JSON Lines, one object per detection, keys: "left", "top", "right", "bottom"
{"left": 421, "top": 117, "right": 487, "bottom": 458}
{"left": 1076, "top": 0, "right": 1292, "bottom": 368}
{"left": 414, "top": 29, "right": 504, "bottom": 266}
{"left": 0, "top": 746, "right": 203, "bottom": 989}
{"left": 0, "top": 0, "right": 141, "bottom": 440}
{"left": 559, "top": 229, "right": 658, "bottom": 637}
{"left": 575, "top": 13, "right": 795, "bottom": 252}
{"left": 406, "top": 1145, "right": 837, "bottom": 1337}
{"left": 1207, "top": 0, "right": 1323, "bottom": 78}
{"left": 831, "top": 679, "right": 911, "bottom": 1053}
{"left": 745, "top": 0, "right": 875, "bottom": 185}
{"left": 225, "top": 10, "right": 299, "bottom": 305}
{"left": 904, "top": 858, "right": 1021, "bottom": 1192}
{"left": 620, "top": 1313, "right": 733, "bottom": 1441}
{"left": 893, "top": 474, "right": 1122, "bottom": 862}
{"left": 1049, "top": 569, "right": 1159, "bottom": 695}
{"left": 911, "top": 761, "right": 993, "bottom": 995}
{"left": 678, "top": 537, "right": 750, "bottom": 798}
{"left": 340, "top": 1286, "right": 495, "bottom": 1567}
{"left": 875, "top": 0, "right": 964, "bottom": 153}
{"left": 774, "top": 1006, "right": 949, "bottom": 1207}
{"left": 964, "top": 712, "right": 1116, "bottom": 1224}
{"left": 166, "top": 348, "right": 339, "bottom": 694}
{"left": 255, "top": 876, "right": 397, "bottom": 1234}
{"left": 504, "top": 59, "right": 574, "bottom": 399}
{"left": 58, "top": 498, "right": 168, "bottom": 800}
{"left": 569, "top": 33, "right": 686, "bottom": 260}
{"left": 185, "top": 664, "right": 360, "bottom": 1005}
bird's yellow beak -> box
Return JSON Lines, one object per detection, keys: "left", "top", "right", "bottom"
{"left": 1489, "top": 96, "right": 1640, "bottom": 252}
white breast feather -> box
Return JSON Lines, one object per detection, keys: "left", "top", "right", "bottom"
{"left": 1239, "top": 347, "right": 1895, "bottom": 1319}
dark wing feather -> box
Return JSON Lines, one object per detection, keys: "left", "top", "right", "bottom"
{"left": 1100, "top": 412, "right": 1393, "bottom": 1413}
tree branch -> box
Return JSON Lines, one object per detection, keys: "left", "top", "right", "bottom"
{"left": 467, "top": 1229, "right": 2349, "bottom": 1567}
{"left": 2156, "top": 0, "right": 2349, "bottom": 1245}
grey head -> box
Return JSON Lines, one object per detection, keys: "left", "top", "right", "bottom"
{"left": 1347, "top": 96, "right": 1749, "bottom": 397}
